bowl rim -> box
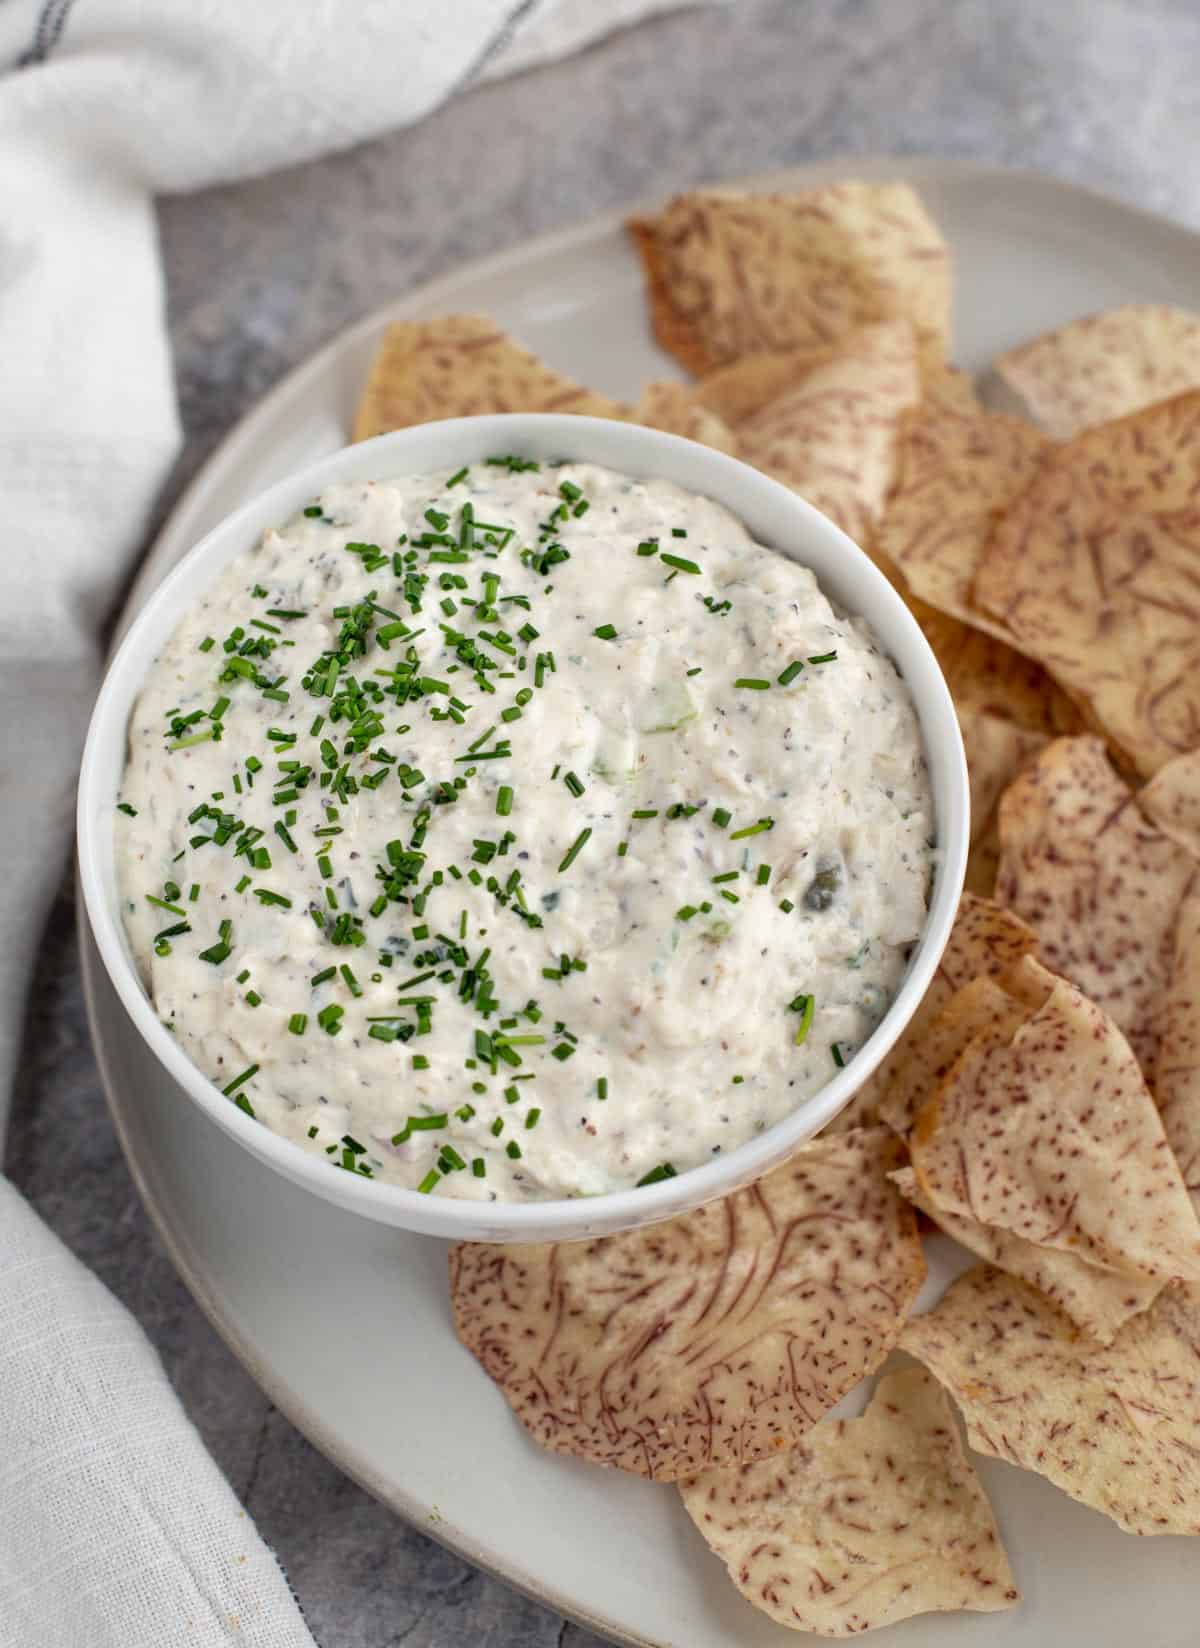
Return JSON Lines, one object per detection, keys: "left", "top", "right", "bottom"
{"left": 78, "top": 412, "right": 967, "bottom": 1241}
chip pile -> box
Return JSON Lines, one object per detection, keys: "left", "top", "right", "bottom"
{"left": 355, "top": 179, "right": 1200, "bottom": 1635}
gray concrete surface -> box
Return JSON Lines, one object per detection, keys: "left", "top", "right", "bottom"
{"left": 10, "top": 2, "right": 1200, "bottom": 1643}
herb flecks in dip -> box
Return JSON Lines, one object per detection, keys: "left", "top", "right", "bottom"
{"left": 119, "top": 461, "right": 933, "bottom": 1201}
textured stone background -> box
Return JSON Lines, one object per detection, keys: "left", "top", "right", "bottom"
{"left": 10, "top": 2, "right": 1200, "bottom": 1643}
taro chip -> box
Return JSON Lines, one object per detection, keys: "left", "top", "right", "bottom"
{"left": 732, "top": 320, "right": 921, "bottom": 545}
{"left": 351, "top": 313, "right": 627, "bottom": 439}
{"left": 628, "top": 182, "right": 951, "bottom": 377}
{"left": 450, "top": 1130, "right": 924, "bottom": 1481}
{"left": 834, "top": 892, "right": 1037, "bottom": 1138}
{"left": 993, "top": 303, "right": 1200, "bottom": 437}
{"left": 902, "top": 1265, "right": 1200, "bottom": 1536}
{"left": 974, "top": 390, "right": 1200, "bottom": 777}
{"left": 957, "top": 707, "right": 1048, "bottom": 897}
{"left": 679, "top": 1366, "right": 1018, "bottom": 1637}
{"left": 629, "top": 381, "right": 740, "bottom": 453}
{"left": 1157, "top": 874, "right": 1200, "bottom": 1204}
{"left": 1140, "top": 749, "right": 1200, "bottom": 860}
{"left": 907, "top": 598, "right": 1084, "bottom": 739}
{"left": 996, "top": 734, "right": 1197, "bottom": 1078}
{"left": 909, "top": 961, "right": 1200, "bottom": 1282}
{"left": 878, "top": 369, "right": 1050, "bottom": 639}
{"left": 892, "top": 1166, "right": 1162, "bottom": 1346}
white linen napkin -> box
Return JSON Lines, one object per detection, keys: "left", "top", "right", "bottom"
{"left": 0, "top": 4, "right": 706, "bottom": 1643}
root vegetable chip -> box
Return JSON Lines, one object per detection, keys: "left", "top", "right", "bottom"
{"left": 902, "top": 1265, "right": 1200, "bottom": 1536}
{"left": 629, "top": 380, "right": 740, "bottom": 453}
{"left": 910, "top": 966, "right": 1200, "bottom": 1282}
{"left": 1158, "top": 877, "right": 1200, "bottom": 1202}
{"left": 878, "top": 372, "right": 1051, "bottom": 639}
{"left": 628, "top": 183, "right": 951, "bottom": 377}
{"left": 351, "top": 313, "right": 627, "bottom": 439}
{"left": 892, "top": 1166, "right": 1162, "bottom": 1345}
{"left": 732, "top": 320, "right": 921, "bottom": 545}
{"left": 1140, "top": 748, "right": 1200, "bottom": 860}
{"left": 958, "top": 707, "right": 1048, "bottom": 896}
{"left": 449, "top": 1130, "right": 924, "bottom": 1481}
{"left": 996, "top": 735, "right": 1198, "bottom": 1078}
{"left": 974, "top": 391, "right": 1200, "bottom": 777}
{"left": 993, "top": 304, "right": 1200, "bottom": 438}
{"left": 850, "top": 892, "right": 1039, "bottom": 1138}
{"left": 679, "top": 1366, "right": 1018, "bottom": 1637}
{"left": 908, "top": 598, "right": 1084, "bottom": 738}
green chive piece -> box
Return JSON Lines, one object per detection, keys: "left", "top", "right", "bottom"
{"left": 711, "top": 807, "right": 731, "bottom": 829}
{"left": 288, "top": 1014, "right": 307, "bottom": 1035}
{"left": 563, "top": 771, "right": 585, "bottom": 797}
{"left": 637, "top": 1162, "right": 677, "bottom": 1186}
{"left": 729, "top": 817, "right": 774, "bottom": 841}
{"left": 661, "top": 553, "right": 701, "bottom": 575}
{"left": 734, "top": 677, "right": 771, "bottom": 690}
{"left": 789, "top": 992, "right": 815, "bottom": 1045}
{"left": 807, "top": 650, "right": 838, "bottom": 664}
{"left": 496, "top": 785, "right": 514, "bottom": 817}
{"left": 221, "top": 1064, "right": 258, "bottom": 1097}
{"left": 779, "top": 897, "right": 795, "bottom": 913}
{"left": 597, "top": 1076, "right": 608, "bottom": 1101}
{"left": 557, "top": 828, "right": 592, "bottom": 873}
{"left": 832, "top": 1042, "right": 846, "bottom": 1068}
{"left": 777, "top": 659, "right": 805, "bottom": 685}
{"left": 593, "top": 624, "right": 617, "bottom": 641}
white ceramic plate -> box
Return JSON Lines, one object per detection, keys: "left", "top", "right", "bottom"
{"left": 81, "top": 158, "right": 1200, "bottom": 1645}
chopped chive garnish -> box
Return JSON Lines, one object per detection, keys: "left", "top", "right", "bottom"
{"left": 506, "top": 1140, "right": 522, "bottom": 1160}
{"left": 496, "top": 785, "right": 514, "bottom": 817}
{"left": 635, "top": 539, "right": 658, "bottom": 557}
{"left": 729, "top": 817, "right": 773, "bottom": 840}
{"left": 676, "top": 905, "right": 698, "bottom": 921}
{"left": 789, "top": 992, "right": 815, "bottom": 1045}
{"left": 779, "top": 898, "right": 795, "bottom": 913}
{"left": 288, "top": 1014, "right": 307, "bottom": 1035}
{"left": 563, "top": 771, "right": 585, "bottom": 797}
{"left": 756, "top": 865, "right": 771, "bottom": 885}
{"left": 777, "top": 659, "right": 805, "bottom": 685}
{"left": 557, "top": 828, "right": 592, "bottom": 873}
{"left": 637, "top": 1162, "right": 677, "bottom": 1186}
{"left": 711, "top": 807, "right": 731, "bottom": 829}
{"left": 661, "top": 553, "right": 701, "bottom": 575}
{"left": 631, "top": 808, "right": 658, "bottom": 820}
{"left": 417, "top": 1170, "right": 441, "bottom": 1194}
{"left": 116, "top": 802, "right": 138, "bottom": 817}
{"left": 711, "top": 871, "right": 738, "bottom": 885}
{"left": 597, "top": 1076, "right": 608, "bottom": 1101}
{"left": 472, "top": 1157, "right": 486, "bottom": 1178}
{"left": 524, "top": 1108, "right": 542, "bottom": 1130}
{"left": 221, "top": 1064, "right": 258, "bottom": 1097}
{"left": 593, "top": 624, "right": 618, "bottom": 641}
{"left": 807, "top": 651, "right": 838, "bottom": 665}
{"left": 832, "top": 1042, "right": 846, "bottom": 1068}
{"left": 446, "top": 466, "right": 469, "bottom": 487}
{"left": 734, "top": 677, "right": 770, "bottom": 691}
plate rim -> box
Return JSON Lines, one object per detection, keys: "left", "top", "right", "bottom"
{"left": 82, "top": 153, "right": 1200, "bottom": 1647}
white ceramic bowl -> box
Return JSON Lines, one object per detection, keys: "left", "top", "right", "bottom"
{"left": 78, "top": 414, "right": 967, "bottom": 1243}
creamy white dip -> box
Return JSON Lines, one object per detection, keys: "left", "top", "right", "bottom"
{"left": 118, "top": 460, "right": 933, "bottom": 1201}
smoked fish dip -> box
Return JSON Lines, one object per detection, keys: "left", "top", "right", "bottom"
{"left": 118, "top": 459, "right": 933, "bottom": 1201}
